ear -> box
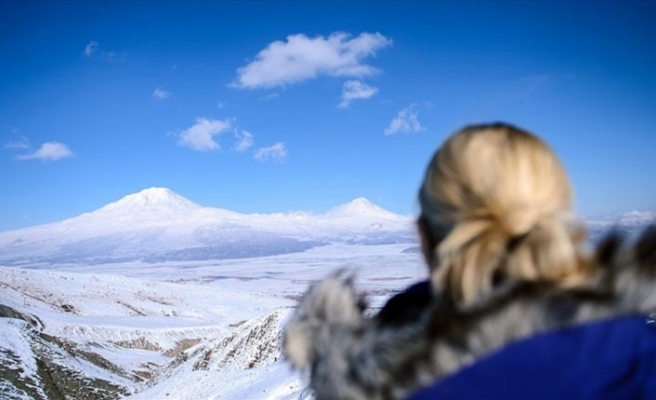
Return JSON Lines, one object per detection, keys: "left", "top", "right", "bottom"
{"left": 418, "top": 216, "right": 439, "bottom": 270}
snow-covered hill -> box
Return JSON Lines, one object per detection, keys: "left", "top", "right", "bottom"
{"left": 0, "top": 243, "right": 425, "bottom": 400}
{"left": 0, "top": 265, "right": 298, "bottom": 399}
{"left": 0, "top": 188, "right": 414, "bottom": 266}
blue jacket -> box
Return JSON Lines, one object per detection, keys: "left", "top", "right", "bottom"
{"left": 407, "top": 315, "right": 656, "bottom": 400}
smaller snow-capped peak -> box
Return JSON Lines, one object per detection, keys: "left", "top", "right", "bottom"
{"left": 343, "top": 197, "right": 383, "bottom": 214}
{"left": 325, "top": 197, "right": 402, "bottom": 219}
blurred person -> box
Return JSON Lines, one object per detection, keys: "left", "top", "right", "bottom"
{"left": 284, "top": 123, "right": 656, "bottom": 400}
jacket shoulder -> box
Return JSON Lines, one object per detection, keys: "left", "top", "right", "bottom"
{"left": 408, "top": 315, "right": 656, "bottom": 400}
{"left": 376, "top": 280, "right": 432, "bottom": 327}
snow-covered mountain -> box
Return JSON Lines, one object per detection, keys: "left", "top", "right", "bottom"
{"left": 325, "top": 196, "right": 402, "bottom": 219}
{"left": 0, "top": 188, "right": 414, "bottom": 266}
{"left": 586, "top": 210, "right": 656, "bottom": 242}
{"left": 587, "top": 210, "right": 656, "bottom": 228}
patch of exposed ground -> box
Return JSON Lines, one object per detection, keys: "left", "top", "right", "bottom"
{"left": 113, "top": 337, "right": 162, "bottom": 352}
{"left": 163, "top": 338, "right": 201, "bottom": 358}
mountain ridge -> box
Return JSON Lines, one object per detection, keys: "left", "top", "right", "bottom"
{"left": 1, "top": 187, "right": 653, "bottom": 266}
{"left": 0, "top": 187, "right": 415, "bottom": 265}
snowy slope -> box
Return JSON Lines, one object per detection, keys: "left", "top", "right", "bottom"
{"left": 0, "top": 244, "right": 425, "bottom": 400}
{"left": 0, "top": 188, "right": 415, "bottom": 266}
{"left": 0, "top": 266, "right": 298, "bottom": 399}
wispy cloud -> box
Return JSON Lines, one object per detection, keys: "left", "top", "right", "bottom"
{"left": 16, "top": 142, "right": 73, "bottom": 161}
{"left": 4, "top": 135, "right": 30, "bottom": 150}
{"left": 83, "top": 41, "right": 124, "bottom": 61}
{"left": 178, "top": 118, "right": 232, "bottom": 151}
{"left": 260, "top": 93, "right": 280, "bottom": 101}
{"left": 234, "top": 130, "right": 254, "bottom": 152}
{"left": 233, "top": 32, "right": 392, "bottom": 89}
{"left": 338, "top": 80, "right": 378, "bottom": 108}
{"left": 384, "top": 104, "right": 424, "bottom": 135}
{"left": 254, "top": 142, "right": 287, "bottom": 162}
{"left": 152, "top": 87, "right": 172, "bottom": 101}
{"left": 84, "top": 41, "right": 99, "bottom": 57}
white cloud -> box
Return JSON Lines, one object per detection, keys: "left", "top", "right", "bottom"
{"left": 84, "top": 41, "right": 99, "bottom": 57}
{"left": 233, "top": 32, "right": 392, "bottom": 89}
{"left": 103, "top": 51, "right": 119, "bottom": 61}
{"left": 384, "top": 104, "right": 425, "bottom": 135}
{"left": 234, "top": 130, "right": 254, "bottom": 152}
{"left": 178, "top": 118, "right": 231, "bottom": 151}
{"left": 254, "top": 142, "right": 287, "bottom": 162}
{"left": 83, "top": 41, "right": 125, "bottom": 61}
{"left": 152, "top": 87, "right": 172, "bottom": 100}
{"left": 260, "top": 93, "right": 280, "bottom": 101}
{"left": 17, "top": 142, "right": 73, "bottom": 161}
{"left": 4, "top": 135, "right": 30, "bottom": 150}
{"left": 338, "top": 80, "right": 378, "bottom": 108}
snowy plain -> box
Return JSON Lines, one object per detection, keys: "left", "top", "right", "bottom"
{"left": 0, "top": 188, "right": 653, "bottom": 399}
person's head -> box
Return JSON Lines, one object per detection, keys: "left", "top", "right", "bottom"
{"left": 418, "top": 123, "right": 589, "bottom": 307}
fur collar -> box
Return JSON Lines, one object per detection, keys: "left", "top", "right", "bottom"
{"left": 283, "top": 228, "right": 656, "bottom": 400}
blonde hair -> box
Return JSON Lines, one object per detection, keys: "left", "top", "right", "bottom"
{"left": 419, "top": 123, "right": 590, "bottom": 306}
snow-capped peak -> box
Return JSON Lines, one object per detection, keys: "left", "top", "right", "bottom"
{"left": 94, "top": 187, "right": 201, "bottom": 217}
{"left": 325, "top": 197, "right": 401, "bottom": 220}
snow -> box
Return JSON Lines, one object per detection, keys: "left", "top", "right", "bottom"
{"left": 0, "top": 188, "right": 414, "bottom": 266}
{"left": 0, "top": 188, "right": 652, "bottom": 399}
{"left": 0, "top": 319, "right": 38, "bottom": 380}
{"left": 129, "top": 361, "right": 306, "bottom": 400}
{"left": 585, "top": 210, "right": 656, "bottom": 243}
{"left": 0, "top": 242, "right": 425, "bottom": 399}
{"left": 325, "top": 197, "right": 405, "bottom": 220}
{"left": 588, "top": 210, "right": 656, "bottom": 227}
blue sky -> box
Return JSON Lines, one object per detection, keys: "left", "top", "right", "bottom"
{"left": 1, "top": 1, "right": 655, "bottom": 231}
